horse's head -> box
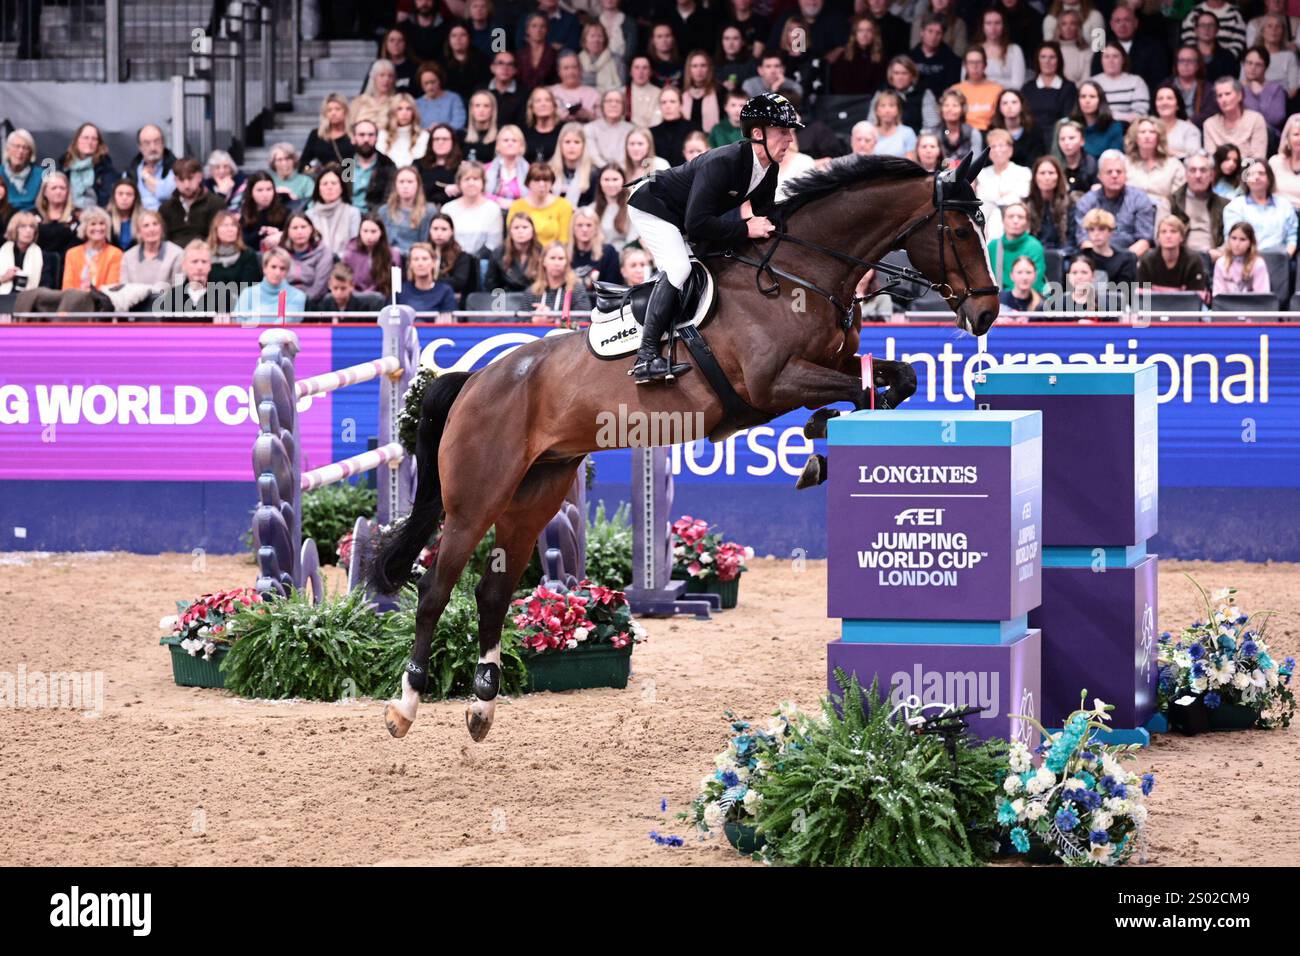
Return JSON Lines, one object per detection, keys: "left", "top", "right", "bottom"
{"left": 899, "top": 151, "right": 1001, "bottom": 336}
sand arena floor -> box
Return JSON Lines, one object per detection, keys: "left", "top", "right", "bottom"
{"left": 0, "top": 553, "right": 1296, "bottom": 866}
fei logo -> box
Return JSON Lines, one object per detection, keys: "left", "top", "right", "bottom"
{"left": 894, "top": 508, "right": 945, "bottom": 526}
{"left": 1011, "top": 687, "right": 1035, "bottom": 748}
{"left": 1138, "top": 603, "right": 1155, "bottom": 682}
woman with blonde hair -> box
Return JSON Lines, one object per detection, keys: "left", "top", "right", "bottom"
{"left": 350, "top": 60, "right": 399, "bottom": 131}
{"left": 461, "top": 91, "right": 499, "bottom": 165}
{"left": 379, "top": 166, "right": 433, "bottom": 256}
{"left": 830, "top": 15, "right": 887, "bottom": 95}
{"left": 396, "top": 242, "right": 458, "bottom": 315}
{"left": 62, "top": 206, "right": 122, "bottom": 291}
{"left": 441, "top": 161, "right": 503, "bottom": 255}
{"left": 584, "top": 88, "right": 635, "bottom": 167}
{"left": 1053, "top": 10, "right": 1093, "bottom": 87}
{"left": 1267, "top": 114, "right": 1300, "bottom": 210}
{"left": 485, "top": 124, "right": 529, "bottom": 210}
{"left": 1123, "top": 118, "right": 1185, "bottom": 222}
{"left": 622, "top": 127, "right": 669, "bottom": 182}
{"left": 300, "top": 93, "right": 356, "bottom": 171}
{"left": 378, "top": 93, "right": 429, "bottom": 168}
{"left": 60, "top": 122, "right": 116, "bottom": 210}
{"left": 120, "top": 209, "right": 183, "bottom": 288}
{"left": 524, "top": 86, "right": 562, "bottom": 164}
{"left": 529, "top": 241, "right": 591, "bottom": 320}
{"left": 569, "top": 207, "right": 619, "bottom": 289}
{"left": 549, "top": 123, "right": 598, "bottom": 207}
{"left": 235, "top": 246, "right": 307, "bottom": 319}
{"left": 0, "top": 212, "right": 44, "bottom": 294}
{"left": 1042, "top": 0, "right": 1103, "bottom": 45}
{"left": 580, "top": 21, "right": 624, "bottom": 91}
{"left": 35, "top": 171, "right": 79, "bottom": 259}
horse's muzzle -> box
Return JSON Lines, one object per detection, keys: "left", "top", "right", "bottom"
{"left": 958, "top": 299, "right": 999, "bottom": 337}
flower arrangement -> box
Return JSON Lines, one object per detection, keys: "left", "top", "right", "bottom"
{"left": 671, "top": 515, "right": 752, "bottom": 583}
{"left": 999, "top": 695, "right": 1155, "bottom": 866}
{"left": 171, "top": 588, "right": 262, "bottom": 659}
{"left": 1157, "top": 581, "right": 1295, "bottom": 730}
{"left": 510, "top": 581, "right": 646, "bottom": 653}
{"left": 681, "top": 706, "right": 804, "bottom": 839}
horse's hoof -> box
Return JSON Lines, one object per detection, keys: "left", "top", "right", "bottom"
{"left": 384, "top": 702, "right": 412, "bottom": 739}
{"left": 795, "top": 453, "right": 825, "bottom": 490}
{"left": 466, "top": 700, "right": 495, "bottom": 742}
{"left": 803, "top": 408, "right": 840, "bottom": 440}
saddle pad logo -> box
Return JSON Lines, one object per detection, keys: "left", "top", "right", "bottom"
{"left": 587, "top": 268, "right": 716, "bottom": 360}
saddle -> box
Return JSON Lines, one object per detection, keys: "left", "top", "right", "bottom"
{"left": 586, "top": 259, "right": 715, "bottom": 359}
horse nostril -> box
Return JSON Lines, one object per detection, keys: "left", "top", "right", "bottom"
{"left": 977, "top": 311, "right": 995, "bottom": 334}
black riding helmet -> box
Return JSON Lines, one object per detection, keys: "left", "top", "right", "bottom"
{"left": 740, "top": 92, "right": 804, "bottom": 166}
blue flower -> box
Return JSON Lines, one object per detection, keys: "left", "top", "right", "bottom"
{"left": 997, "top": 800, "right": 1018, "bottom": 825}
{"left": 1076, "top": 789, "right": 1103, "bottom": 811}
{"left": 1241, "top": 640, "right": 1258, "bottom": 657}
{"left": 1055, "top": 807, "right": 1080, "bottom": 831}
{"left": 1080, "top": 750, "right": 1098, "bottom": 764}
{"left": 1258, "top": 652, "right": 1275, "bottom": 671}
{"left": 730, "top": 720, "right": 750, "bottom": 732}
{"left": 1010, "top": 827, "right": 1031, "bottom": 853}
{"left": 1218, "top": 635, "right": 1236, "bottom": 653}
{"left": 1159, "top": 631, "right": 1172, "bottom": 643}
{"left": 1075, "top": 771, "right": 1097, "bottom": 790}
{"left": 649, "top": 830, "right": 684, "bottom": 847}
{"left": 1204, "top": 691, "right": 1221, "bottom": 709}
{"left": 1141, "top": 773, "right": 1155, "bottom": 796}
{"left": 660, "top": 798, "right": 668, "bottom": 813}
{"left": 1188, "top": 643, "right": 1205, "bottom": 661}
{"left": 1089, "top": 829, "right": 1111, "bottom": 845}
{"left": 1236, "top": 615, "right": 1249, "bottom": 625}
{"left": 719, "top": 770, "right": 739, "bottom": 788}
{"left": 1192, "top": 661, "right": 1206, "bottom": 679}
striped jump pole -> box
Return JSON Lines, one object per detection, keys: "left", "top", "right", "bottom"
{"left": 251, "top": 305, "right": 420, "bottom": 604}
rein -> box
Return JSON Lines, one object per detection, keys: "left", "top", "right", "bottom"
{"left": 701, "top": 167, "right": 998, "bottom": 327}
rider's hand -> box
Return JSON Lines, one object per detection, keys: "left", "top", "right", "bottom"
{"left": 747, "top": 216, "right": 775, "bottom": 239}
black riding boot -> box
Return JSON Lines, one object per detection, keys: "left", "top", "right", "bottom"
{"left": 631, "top": 275, "right": 691, "bottom": 384}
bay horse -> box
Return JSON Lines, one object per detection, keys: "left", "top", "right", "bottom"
{"left": 369, "top": 152, "right": 1000, "bottom": 742}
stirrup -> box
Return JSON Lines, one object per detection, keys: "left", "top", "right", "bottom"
{"left": 633, "top": 355, "right": 691, "bottom": 384}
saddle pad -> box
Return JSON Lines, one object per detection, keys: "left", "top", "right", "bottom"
{"left": 586, "top": 262, "right": 716, "bottom": 359}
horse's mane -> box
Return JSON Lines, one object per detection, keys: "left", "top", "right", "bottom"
{"left": 776, "top": 154, "right": 930, "bottom": 217}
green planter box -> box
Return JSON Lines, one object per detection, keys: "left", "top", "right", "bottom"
{"left": 1206, "top": 702, "right": 1259, "bottom": 731}
{"left": 672, "top": 569, "right": 743, "bottom": 609}
{"left": 160, "top": 636, "right": 229, "bottom": 689}
{"left": 523, "top": 642, "right": 633, "bottom": 693}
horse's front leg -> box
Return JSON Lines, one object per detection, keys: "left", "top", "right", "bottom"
{"left": 801, "top": 357, "right": 918, "bottom": 440}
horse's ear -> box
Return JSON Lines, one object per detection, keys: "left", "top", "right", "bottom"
{"left": 966, "top": 148, "right": 992, "bottom": 183}
{"left": 953, "top": 151, "right": 973, "bottom": 184}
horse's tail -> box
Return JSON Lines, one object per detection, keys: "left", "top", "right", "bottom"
{"left": 366, "top": 370, "right": 474, "bottom": 595}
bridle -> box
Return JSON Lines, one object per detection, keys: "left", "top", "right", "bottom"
{"left": 702, "top": 153, "right": 999, "bottom": 329}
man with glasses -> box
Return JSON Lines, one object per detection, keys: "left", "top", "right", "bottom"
{"left": 126, "top": 125, "right": 178, "bottom": 212}
{"left": 1171, "top": 152, "right": 1229, "bottom": 261}
{"left": 1180, "top": 0, "right": 1248, "bottom": 59}
{"left": 1190, "top": 12, "right": 1240, "bottom": 81}
{"left": 488, "top": 51, "right": 526, "bottom": 128}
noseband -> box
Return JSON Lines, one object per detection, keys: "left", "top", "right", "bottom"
{"left": 703, "top": 165, "right": 998, "bottom": 326}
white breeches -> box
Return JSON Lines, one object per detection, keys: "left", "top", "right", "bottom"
{"left": 626, "top": 204, "right": 693, "bottom": 288}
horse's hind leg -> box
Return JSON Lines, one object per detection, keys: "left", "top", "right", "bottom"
{"left": 384, "top": 462, "right": 529, "bottom": 739}
{"left": 465, "top": 459, "right": 583, "bottom": 742}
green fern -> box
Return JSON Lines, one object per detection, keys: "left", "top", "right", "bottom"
{"left": 583, "top": 500, "right": 633, "bottom": 588}
{"left": 753, "top": 670, "right": 1005, "bottom": 867}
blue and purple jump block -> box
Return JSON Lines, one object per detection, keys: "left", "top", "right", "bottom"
{"left": 824, "top": 409, "right": 1045, "bottom": 742}
{"left": 975, "top": 366, "right": 1161, "bottom": 745}
{"left": 972, "top": 364, "right": 1158, "bottom": 547}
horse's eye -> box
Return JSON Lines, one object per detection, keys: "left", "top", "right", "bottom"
{"left": 955, "top": 227, "right": 971, "bottom": 240}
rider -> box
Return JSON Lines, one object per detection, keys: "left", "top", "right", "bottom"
{"left": 624, "top": 91, "right": 802, "bottom": 384}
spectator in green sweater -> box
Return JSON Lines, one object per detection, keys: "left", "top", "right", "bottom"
{"left": 988, "top": 202, "right": 1047, "bottom": 293}
{"left": 708, "top": 90, "right": 747, "bottom": 149}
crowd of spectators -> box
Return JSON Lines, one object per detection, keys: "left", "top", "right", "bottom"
{"left": 5, "top": 0, "right": 1300, "bottom": 320}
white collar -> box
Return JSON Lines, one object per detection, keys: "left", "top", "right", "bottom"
{"left": 1037, "top": 74, "right": 1063, "bottom": 89}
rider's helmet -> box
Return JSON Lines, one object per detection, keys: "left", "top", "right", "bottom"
{"left": 739, "top": 92, "right": 805, "bottom": 136}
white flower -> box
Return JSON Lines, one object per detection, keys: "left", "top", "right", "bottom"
{"left": 1026, "top": 776, "right": 1046, "bottom": 796}
{"left": 1089, "top": 844, "right": 1113, "bottom": 862}
{"left": 573, "top": 626, "right": 589, "bottom": 642}
{"left": 1008, "top": 742, "right": 1032, "bottom": 773}
{"left": 1233, "top": 672, "right": 1251, "bottom": 690}
{"left": 1130, "top": 804, "right": 1148, "bottom": 824}
{"left": 1025, "top": 800, "right": 1047, "bottom": 821}
{"left": 1063, "top": 778, "right": 1086, "bottom": 792}
{"left": 1211, "top": 588, "right": 1231, "bottom": 602}
{"left": 566, "top": 638, "right": 578, "bottom": 649}
{"left": 1101, "top": 754, "right": 1126, "bottom": 781}
{"left": 700, "top": 775, "right": 715, "bottom": 791}
{"left": 1266, "top": 669, "right": 1279, "bottom": 687}
{"left": 1003, "top": 774, "right": 1022, "bottom": 795}
{"left": 1034, "top": 766, "right": 1055, "bottom": 788}
{"left": 1010, "top": 799, "right": 1026, "bottom": 819}
{"left": 714, "top": 753, "right": 735, "bottom": 772}
{"left": 743, "top": 546, "right": 755, "bottom": 560}
{"left": 1087, "top": 698, "right": 1112, "bottom": 721}
{"left": 702, "top": 802, "right": 725, "bottom": 830}
{"left": 1092, "top": 811, "right": 1114, "bottom": 831}
{"left": 742, "top": 789, "right": 763, "bottom": 811}
{"left": 1191, "top": 676, "right": 1208, "bottom": 693}
{"left": 1251, "top": 668, "right": 1267, "bottom": 689}
{"left": 699, "top": 552, "right": 713, "bottom": 564}
{"left": 735, "top": 765, "right": 750, "bottom": 782}
{"left": 1104, "top": 797, "right": 1130, "bottom": 816}
{"left": 630, "top": 622, "right": 648, "bottom": 640}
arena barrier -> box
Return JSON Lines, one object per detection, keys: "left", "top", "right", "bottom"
{"left": 824, "top": 365, "right": 1160, "bottom": 745}
{"left": 251, "top": 305, "right": 420, "bottom": 604}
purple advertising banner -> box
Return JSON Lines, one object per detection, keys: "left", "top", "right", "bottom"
{"left": 827, "top": 630, "right": 1042, "bottom": 743}
{"left": 0, "top": 327, "right": 336, "bottom": 481}
{"left": 826, "top": 442, "right": 1042, "bottom": 622}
